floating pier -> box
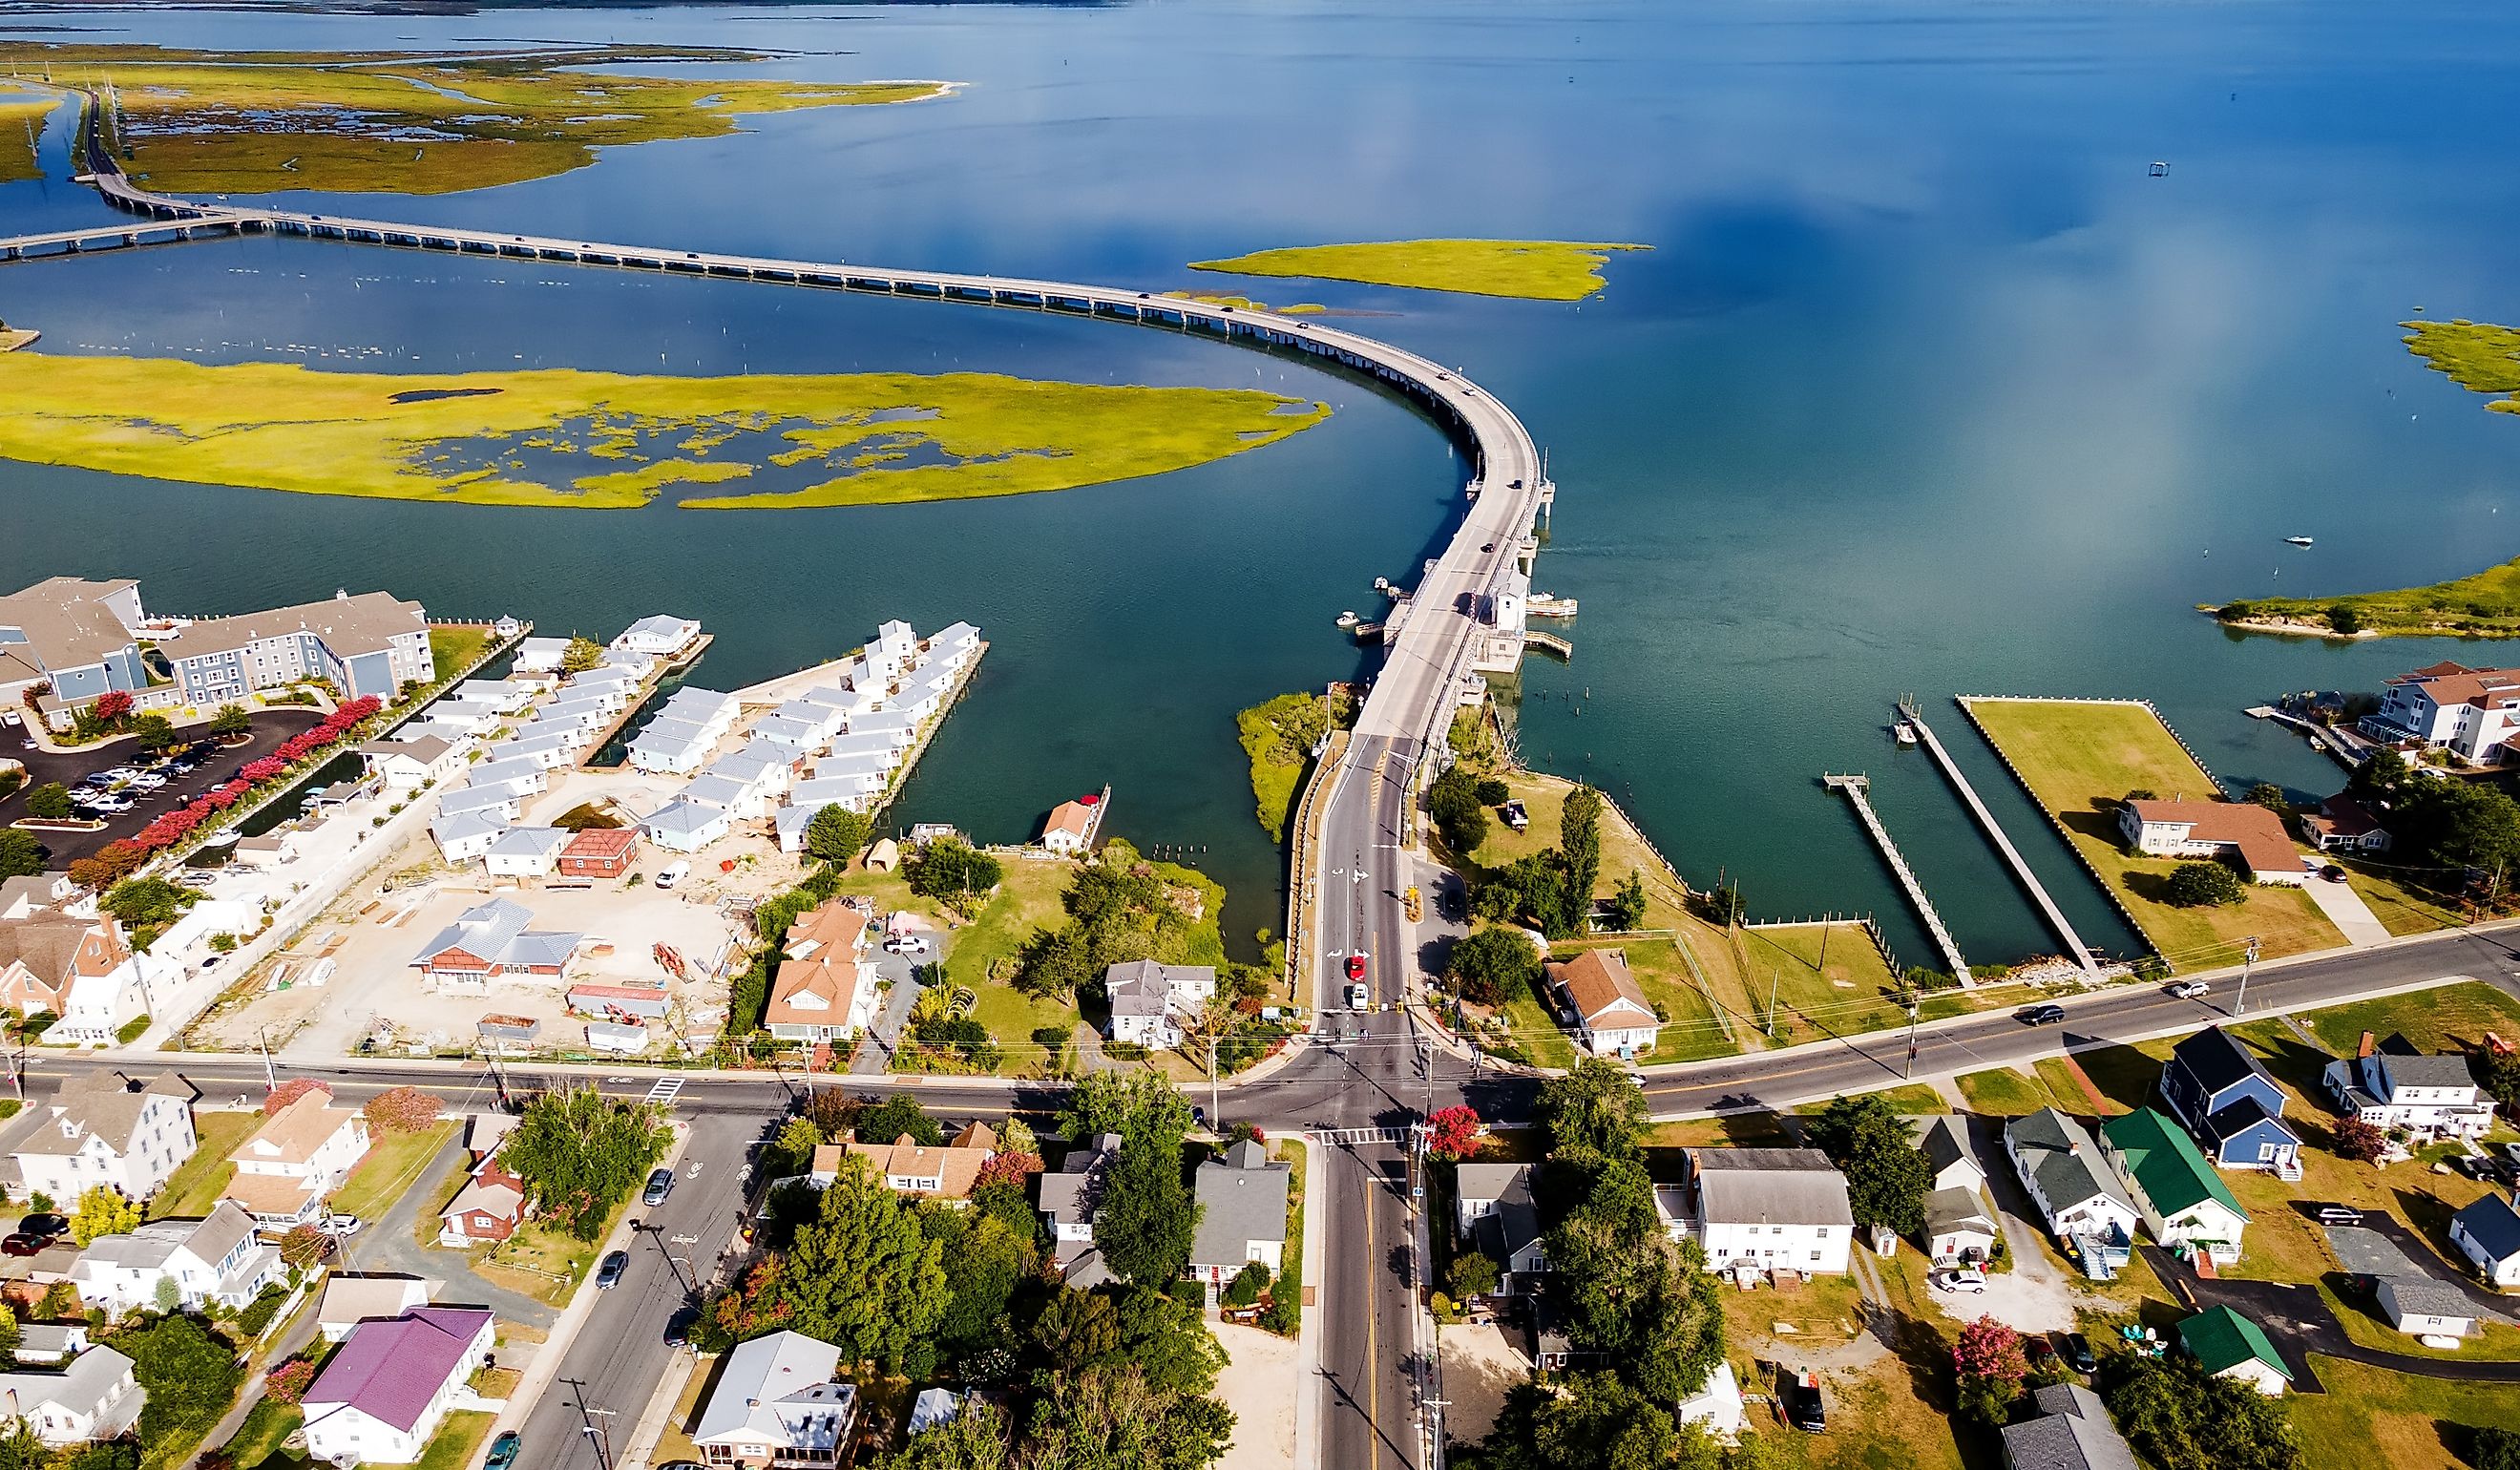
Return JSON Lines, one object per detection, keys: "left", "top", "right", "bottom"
{"left": 1822, "top": 772, "right": 1973, "bottom": 985}
{"left": 1899, "top": 700, "right": 2100, "bottom": 976}
{"left": 1523, "top": 630, "right": 1573, "bottom": 660}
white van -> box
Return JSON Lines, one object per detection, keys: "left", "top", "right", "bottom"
{"left": 655, "top": 860, "right": 691, "bottom": 891}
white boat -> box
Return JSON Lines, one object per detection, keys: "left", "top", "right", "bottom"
{"left": 1894, "top": 721, "right": 1919, "bottom": 746}
{"left": 2284, "top": 536, "right": 2314, "bottom": 547}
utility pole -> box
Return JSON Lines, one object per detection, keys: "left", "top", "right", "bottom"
{"left": 257, "top": 1028, "right": 276, "bottom": 1092}
{"left": 1902, "top": 999, "right": 1921, "bottom": 1081}
{"left": 2234, "top": 936, "right": 2261, "bottom": 1016}
{"left": 564, "top": 1380, "right": 616, "bottom": 1470}
{"left": 1207, "top": 1033, "right": 1220, "bottom": 1136}
{"left": 1766, "top": 971, "right": 1780, "bottom": 1039}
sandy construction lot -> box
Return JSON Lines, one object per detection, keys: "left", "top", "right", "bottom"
{"left": 1213, "top": 1320, "right": 1297, "bottom": 1470}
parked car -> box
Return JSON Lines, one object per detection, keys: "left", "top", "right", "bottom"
{"left": 595, "top": 1250, "right": 629, "bottom": 1290}
{"left": 0, "top": 1235, "right": 45, "bottom": 1258}
{"left": 643, "top": 1167, "right": 676, "bottom": 1207}
{"left": 883, "top": 935, "right": 934, "bottom": 957}
{"left": 18, "top": 1213, "right": 69, "bottom": 1240}
{"left": 2021, "top": 1003, "right": 2067, "bottom": 1025}
{"left": 2315, "top": 1204, "right": 2365, "bottom": 1227}
{"left": 1784, "top": 1372, "right": 1826, "bottom": 1433}
{"left": 2321, "top": 865, "right": 2348, "bottom": 882}
{"left": 2062, "top": 1332, "right": 2098, "bottom": 1374}
{"left": 1932, "top": 1269, "right": 1987, "bottom": 1294}
{"left": 2165, "top": 980, "right": 2209, "bottom": 999}
{"left": 2027, "top": 1335, "right": 2058, "bottom": 1369}
{"left": 655, "top": 860, "right": 690, "bottom": 891}
{"left": 482, "top": 1431, "right": 522, "bottom": 1470}
{"left": 326, "top": 1214, "right": 363, "bottom": 1237}
{"left": 125, "top": 772, "right": 166, "bottom": 790}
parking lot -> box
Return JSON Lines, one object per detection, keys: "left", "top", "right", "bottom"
{"left": 0, "top": 708, "right": 327, "bottom": 868}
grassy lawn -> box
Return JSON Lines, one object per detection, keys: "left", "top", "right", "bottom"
{"left": 412, "top": 1411, "right": 497, "bottom": 1470}
{"left": 331, "top": 1121, "right": 457, "bottom": 1223}
{"left": 1954, "top": 1067, "right": 2062, "bottom": 1116}
{"left": 1963, "top": 698, "right": 2345, "bottom": 968}
{"left": 149, "top": 1110, "right": 257, "bottom": 1220}
{"left": 1498, "top": 975, "right": 1582, "bottom": 1071}
{"left": 1550, "top": 937, "right": 1732, "bottom": 1061}
{"left": 2069, "top": 1039, "right": 2174, "bottom": 1113}
{"left": 2341, "top": 858, "right": 2467, "bottom": 936}
{"left": 2293, "top": 1354, "right": 2520, "bottom": 1469}
{"left": 1645, "top": 1112, "right": 1796, "bottom": 1151}
{"left": 474, "top": 1192, "right": 633, "bottom": 1308}
{"left": 1189, "top": 239, "right": 1650, "bottom": 302}
{"left": 1235, "top": 691, "right": 1341, "bottom": 842}
{"left": 216, "top": 1396, "right": 306, "bottom": 1470}
{"left": 2320, "top": 1279, "right": 2520, "bottom": 1360}
{"left": 1723, "top": 1267, "right": 1964, "bottom": 1470}
{"left": 2292, "top": 980, "right": 2520, "bottom": 1057}
{"left": 427, "top": 626, "right": 493, "bottom": 682}
{"left": 2033, "top": 1056, "right": 2110, "bottom": 1113}
{"left": 934, "top": 857, "right": 1080, "bottom": 1060}
{"left": 1795, "top": 1083, "right": 1947, "bottom": 1116}
{"left": 650, "top": 1354, "right": 719, "bottom": 1467}
{"left": 1739, "top": 924, "right": 1914, "bottom": 1041}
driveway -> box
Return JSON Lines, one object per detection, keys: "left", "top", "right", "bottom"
{"left": 0, "top": 708, "right": 326, "bottom": 870}
{"left": 334, "top": 1128, "right": 558, "bottom": 1329}
{"left": 2333, "top": 1214, "right": 2517, "bottom": 1325}
{"left": 848, "top": 950, "right": 927, "bottom": 1076}
{"left": 1963, "top": 1115, "right": 2079, "bottom": 1332}
{"left": 2300, "top": 873, "right": 2391, "bottom": 948}
{"left": 2145, "top": 1246, "right": 2520, "bottom": 1387}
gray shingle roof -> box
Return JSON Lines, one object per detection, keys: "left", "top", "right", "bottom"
{"left": 2380, "top": 1052, "right": 2482, "bottom": 1092}
{"left": 1188, "top": 1147, "right": 1291, "bottom": 1270}
{"left": 1103, "top": 960, "right": 1214, "bottom": 1019}
{"left": 2007, "top": 1108, "right": 2138, "bottom": 1219}
{"left": 2380, "top": 1274, "right": 2475, "bottom": 1321}
{"left": 1690, "top": 1148, "right": 1854, "bottom": 1228}
{"left": 2000, "top": 1383, "right": 2138, "bottom": 1470}
{"left": 2455, "top": 1193, "right": 2520, "bottom": 1263}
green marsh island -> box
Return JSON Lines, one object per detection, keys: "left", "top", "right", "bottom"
{"left": 2211, "top": 555, "right": 2520, "bottom": 640}
{"left": 0, "top": 43, "right": 954, "bottom": 195}
{"left": 2403, "top": 318, "right": 2520, "bottom": 412}
{"left": 0, "top": 353, "right": 1331, "bottom": 510}
{"left": 0, "top": 95, "right": 47, "bottom": 184}
{"left": 1190, "top": 239, "right": 1649, "bottom": 302}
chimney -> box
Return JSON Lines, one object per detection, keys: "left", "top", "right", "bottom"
{"left": 2359, "top": 1030, "right": 2377, "bottom": 1060}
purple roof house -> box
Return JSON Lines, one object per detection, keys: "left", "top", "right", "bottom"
{"left": 300, "top": 1306, "right": 496, "bottom": 1465}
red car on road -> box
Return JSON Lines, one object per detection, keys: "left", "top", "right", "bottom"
{"left": 1345, "top": 954, "right": 1367, "bottom": 981}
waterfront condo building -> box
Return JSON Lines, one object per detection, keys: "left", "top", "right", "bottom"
{"left": 2359, "top": 661, "right": 2520, "bottom": 765}
{"left": 155, "top": 590, "right": 433, "bottom": 705}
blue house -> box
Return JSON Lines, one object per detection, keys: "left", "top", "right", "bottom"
{"left": 2160, "top": 1027, "right": 2302, "bottom": 1176}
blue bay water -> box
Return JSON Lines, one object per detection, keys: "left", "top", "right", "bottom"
{"left": 4, "top": 0, "right": 2519, "bottom": 964}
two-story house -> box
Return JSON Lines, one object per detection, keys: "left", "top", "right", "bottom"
{"left": 2159, "top": 1027, "right": 2303, "bottom": 1174}
{"left": 2005, "top": 1108, "right": 2141, "bottom": 1262}
{"left": 220, "top": 1087, "right": 372, "bottom": 1231}
{"left": 765, "top": 901, "right": 881, "bottom": 1044}
{"left": 0, "top": 908, "right": 151, "bottom": 1046}
{"left": 1454, "top": 1163, "right": 1545, "bottom": 1294}
{"left": 6, "top": 1070, "right": 197, "bottom": 1204}
{"left": 1683, "top": 1147, "right": 1855, "bottom": 1280}
{"left": 2097, "top": 1108, "right": 2251, "bottom": 1264}
{"left": 0, "top": 1346, "right": 145, "bottom": 1445}
{"left": 691, "top": 1331, "right": 858, "bottom": 1470}
{"left": 1103, "top": 960, "right": 1218, "bottom": 1052}
{"left": 70, "top": 1203, "right": 282, "bottom": 1315}
{"left": 1039, "top": 1133, "right": 1121, "bottom": 1290}
{"left": 2322, "top": 1032, "right": 2496, "bottom": 1140}
{"left": 0, "top": 577, "right": 151, "bottom": 716}
{"left": 300, "top": 1307, "right": 496, "bottom": 1465}
{"left": 2117, "top": 799, "right": 2307, "bottom": 885}
{"left": 436, "top": 1154, "right": 531, "bottom": 1247}
{"left": 2359, "top": 661, "right": 2520, "bottom": 765}
{"left": 1187, "top": 1139, "right": 1292, "bottom": 1292}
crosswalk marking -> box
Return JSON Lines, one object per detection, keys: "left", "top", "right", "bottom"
{"left": 645, "top": 1077, "right": 684, "bottom": 1106}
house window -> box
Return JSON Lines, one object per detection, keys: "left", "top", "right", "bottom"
{"left": 2257, "top": 1143, "right": 2278, "bottom": 1163}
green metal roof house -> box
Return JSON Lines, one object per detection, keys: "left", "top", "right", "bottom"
{"left": 2100, "top": 1108, "right": 2250, "bottom": 1263}
{"left": 2176, "top": 1305, "right": 2291, "bottom": 1396}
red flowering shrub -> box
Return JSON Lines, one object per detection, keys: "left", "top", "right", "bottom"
{"left": 263, "top": 1358, "right": 317, "bottom": 1405}
{"left": 362, "top": 1086, "right": 444, "bottom": 1134}
{"left": 262, "top": 1078, "right": 329, "bottom": 1115}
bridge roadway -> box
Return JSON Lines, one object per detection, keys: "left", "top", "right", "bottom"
{"left": 26, "top": 145, "right": 1560, "bottom": 1470}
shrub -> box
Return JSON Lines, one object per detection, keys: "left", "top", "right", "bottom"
{"left": 2163, "top": 860, "right": 2247, "bottom": 908}
{"left": 1473, "top": 778, "right": 1511, "bottom": 806}
{"left": 23, "top": 783, "right": 74, "bottom": 821}
{"left": 262, "top": 1078, "right": 328, "bottom": 1115}
{"left": 364, "top": 1086, "right": 444, "bottom": 1134}
{"left": 1222, "top": 1261, "right": 1270, "bottom": 1308}
{"left": 262, "top": 1357, "right": 317, "bottom": 1406}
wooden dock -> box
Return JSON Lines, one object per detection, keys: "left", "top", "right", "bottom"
{"left": 1523, "top": 630, "right": 1573, "bottom": 660}
{"left": 1822, "top": 772, "right": 1973, "bottom": 985}
{"left": 1898, "top": 701, "right": 2100, "bottom": 976}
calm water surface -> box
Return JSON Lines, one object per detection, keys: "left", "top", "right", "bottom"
{"left": 5, "top": 0, "right": 2519, "bottom": 965}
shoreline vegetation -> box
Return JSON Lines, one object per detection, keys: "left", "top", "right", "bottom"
{"left": 0, "top": 43, "right": 955, "bottom": 196}
{"left": 1235, "top": 689, "right": 1353, "bottom": 842}
{"left": 0, "top": 353, "right": 1331, "bottom": 510}
{"left": 2403, "top": 318, "right": 2520, "bottom": 413}
{"left": 0, "top": 94, "right": 48, "bottom": 184}
{"left": 1189, "top": 239, "right": 1650, "bottom": 302}
{"left": 2207, "top": 555, "right": 2520, "bottom": 640}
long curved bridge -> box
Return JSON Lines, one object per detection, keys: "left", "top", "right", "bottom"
{"left": 10, "top": 124, "right": 1565, "bottom": 1466}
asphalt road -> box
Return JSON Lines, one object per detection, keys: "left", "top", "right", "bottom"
{"left": 523, "top": 1109, "right": 767, "bottom": 1470}
{"left": 0, "top": 708, "right": 326, "bottom": 869}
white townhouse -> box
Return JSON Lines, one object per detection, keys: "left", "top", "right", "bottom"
{"left": 0, "top": 1347, "right": 144, "bottom": 1445}
{"left": 220, "top": 1088, "right": 372, "bottom": 1230}
{"left": 772, "top": 804, "right": 821, "bottom": 854}
{"left": 611, "top": 615, "right": 703, "bottom": 660}
{"left": 6, "top": 1070, "right": 197, "bottom": 1204}
{"left": 1683, "top": 1147, "right": 1855, "bottom": 1279}
{"left": 438, "top": 783, "right": 528, "bottom": 821}
{"left": 488, "top": 724, "right": 584, "bottom": 770}
{"left": 511, "top": 637, "right": 572, "bottom": 673}
{"left": 71, "top": 1203, "right": 281, "bottom": 1315}
{"left": 926, "top": 621, "right": 981, "bottom": 670}
{"left": 465, "top": 756, "right": 550, "bottom": 796}
{"left": 821, "top": 730, "right": 903, "bottom": 766}
{"left": 845, "top": 708, "right": 917, "bottom": 750}
{"left": 679, "top": 771, "right": 770, "bottom": 822}
{"left": 449, "top": 678, "right": 531, "bottom": 713}
{"left": 484, "top": 825, "right": 573, "bottom": 879}
{"left": 2006, "top": 1108, "right": 2143, "bottom": 1250}
{"left": 691, "top": 1332, "right": 859, "bottom": 1470}
{"left": 747, "top": 713, "right": 826, "bottom": 753}
{"left": 771, "top": 697, "right": 850, "bottom": 746}
{"left": 2323, "top": 1039, "right": 2496, "bottom": 1140}
{"left": 538, "top": 694, "right": 618, "bottom": 732}
{"left": 413, "top": 704, "right": 503, "bottom": 738}
{"left": 892, "top": 671, "right": 952, "bottom": 723}
{"left": 870, "top": 620, "right": 919, "bottom": 683}
{"left": 355, "top": 736, "right": 467, "bottom": 792}
{"left": 715, "top": 743, "right": 797, "bottom": 797}
{"left": 791, "top": 766, "right": 886, "bottom": 816}
{"left": 641, "top": 798, "right": 734, "bottom": 853}
{"left": 430, "top": 810, "right": 511, "bottom": 866}
{"left": 802, "top": 681, "right": 883, "bottom": 719}
{"left": 628, "top": 717, "right": 716, "bottom": 776}
{"left": 662, "top": 686, "right": 742, "bottom": 739}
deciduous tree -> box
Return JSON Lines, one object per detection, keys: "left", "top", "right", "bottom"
{"left": 2164, "top": 861, "right": 2247, "bottom": 908}
{"left": 1539, "top": 1058, "right": 1648, "bottom": 1161}
{"left": 23, "top": 783, "right": 73, "bottom": 821}
{"left": 806, "top": 804, "right": 872, "bottom": 864}
{"left": 1444, "top": 927, "right": 1541, "bottom": 1008}
{"left": 1476, "top": 1372, "right": 1678, "bottom": 1470}
{"left": 262, "top": 1077, "right": 327, "bottom": 1115}
{"left": 780, "top": 1155, "right": 951, "bottom": 1376}
{"left": 208, "top": 704, "right": 252, "bottom": 741}
{"left": 361, "top": 1085, "right": 442, "bottom": 1134}
{"left": 2331, "top": 1116, "right": 2388, "bottom": 1164}
{"left": 502, "top": 1084, "right": 671, "bottom": 1240}
{"left": 1953, "top": 1315, "right": 2028, "bottom": 1424}
{"left": 2106, "top": 1358, "right": 2301, "bottom": 1470}
{"left": 0, "top": 831, "right": 40, "bottom": 881}
{"left": 70, "top": 1186, "right": 137, "bottom": 1246}
{"left": 1804, "top": 1094, "right": 1930, "bottom": 1236}
{"left": 1425, "top": 1104, "right": 1482, "bottom": 1162}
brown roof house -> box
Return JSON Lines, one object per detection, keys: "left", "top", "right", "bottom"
{"left": 2117, "top": 798, "right": 2307, "bottom": 885}
{"left": 823, "top": 1123, "right": 998, "bottom": 1201}
{"left": 2300, "top": 795, "right": 2391, "bottom": 855}
{"left": 220, "top": 1086, "right": 372, "bottom": 1231}
{"left": 766, "top": 901, "right": 880, "bottom": 1043}
{"left": 436, "top": 1154, "right": 531, "bottom": 1246}
{"left": 1544, "top": 949, "right": 1660, "bottom": 1058}
{"left": 0, "top": 909, "right": 148, "bottom": 1045}
{"left": 557, "top": 826, "right": 640, "bottom": 880}
{"left": 1040, "top": 790, "right": 1107, "bottom": 856}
